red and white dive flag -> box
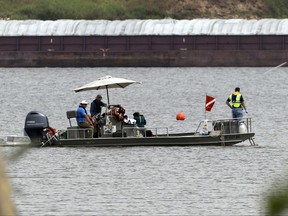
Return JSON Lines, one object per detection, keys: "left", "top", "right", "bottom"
{"left": 205, "top": 95, "right": 216, "bottom": 112}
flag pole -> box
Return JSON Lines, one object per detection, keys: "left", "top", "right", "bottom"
{"left": 205, "top": 93, "right": 207, "bottom": 120}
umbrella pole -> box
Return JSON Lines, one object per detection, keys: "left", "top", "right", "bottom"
{"left": 106, "top": 86, "right": 110, "bottom": 104}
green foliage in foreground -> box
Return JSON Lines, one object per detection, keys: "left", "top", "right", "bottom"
{"left": 0, "top": 0, "right": 287, "bottom": 20}
{"left": 265, "top": 180, "right": 288, "bottom": 216}
{"left": 0, "top": 154, "right": 16, "bottom": 215}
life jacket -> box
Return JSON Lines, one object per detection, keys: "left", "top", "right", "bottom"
{"left": 47, "top": 127, "right": 57, "bottom": 136}
{"left": 135, "top": 115, "right": 146, "bottom": 127}
{"left": 111, "top": 106, "right": 125, "bottom": 121}
{"left": 229, "top": 92, "right": 242, "bottom": 108}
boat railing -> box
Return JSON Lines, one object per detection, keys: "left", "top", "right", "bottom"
{"left": 149, "top": 127, "right": 169, "bottom": 137}
{"left": 195, "top": 117, "right": 253, "bottom": 135}
{"left": 122, "top": 126, "right": 147, "bottom": 137}
{"left": 122, "top": 126, "right": 169, "bottom": 137}
{"left": 65, "top": 127, "right": 94, "bottom": 139}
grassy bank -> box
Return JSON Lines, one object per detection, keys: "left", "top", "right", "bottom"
{"left": 0, "top": 0, "right": 287, "bottom": 20}
{"left": 265, "top": 0, "right": 288, "bottom": 18}
{"left": 0, "top": 0, "right": 173, "bottom": 20}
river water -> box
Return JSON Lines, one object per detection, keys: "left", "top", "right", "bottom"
{"left": 1, "top": 67, "right": 288, "bottom": 215}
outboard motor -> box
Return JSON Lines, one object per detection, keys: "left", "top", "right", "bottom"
{"left": 24, "top": 111, "right": 50, "bottom": 143}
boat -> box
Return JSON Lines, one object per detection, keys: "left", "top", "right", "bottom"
{"left": 22, "top": 110, "right": 255, "bottom": 148}
{"left": 20, "top": 75, "right": 255, "bottom": 147}
{"left": 0, "top": 135, "right": 31, "bottom": 147}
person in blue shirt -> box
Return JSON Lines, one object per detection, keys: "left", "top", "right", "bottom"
{"left": 90, "top": 95, "right": 107, "bottom": 117}
{"left": 77, "top": 100, "right": 94, "bottom": 137}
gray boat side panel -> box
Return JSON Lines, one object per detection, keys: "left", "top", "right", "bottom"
{"left": 57, "top": 133, "right": 255, "bottom": 147}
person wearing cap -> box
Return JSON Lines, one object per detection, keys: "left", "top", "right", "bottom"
{"left": 226, "top": 87, "right": 248, "bottom": 121}
{"left": 76, "top": 100, "right": 94, "bottom": 137}
{"left": 90, "top": 95, "right": 107, "bottom": 117}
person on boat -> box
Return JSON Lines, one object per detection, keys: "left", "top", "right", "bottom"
{"left": 123, "top": 115, "right": 136, "bottom": 125}
{"left": 133, "top": 112, "right": 147, "bottom": 137}
{"left": 76, "top": 100, "right": 95, "bottom": 138}
{"left": 90, "top": 94, "right": 107, "bottom": 118}
{"left": 133, "top": 112, "right": 146, "bottom": 127}
{"left": 226, "top": 87, "right": 248, "bottom": 121}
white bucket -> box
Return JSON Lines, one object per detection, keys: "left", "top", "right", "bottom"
{"left": 239, "top": 123, "right": 247, "bottom": 133}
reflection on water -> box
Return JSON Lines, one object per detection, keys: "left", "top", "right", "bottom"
{"left": 1, "top": 67, "right": 288, "bottom": 215}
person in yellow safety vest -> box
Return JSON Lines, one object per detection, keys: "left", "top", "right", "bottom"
{"left": 226, "top": 87, "right": 248, "bottom": 121}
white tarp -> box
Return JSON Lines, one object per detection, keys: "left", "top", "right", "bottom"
{"left": 0, "top": 19, "right": 287, "bottom": 36}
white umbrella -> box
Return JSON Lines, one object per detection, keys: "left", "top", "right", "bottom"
{"left": 74, "top": 75, "right": 139, "bottom": 104}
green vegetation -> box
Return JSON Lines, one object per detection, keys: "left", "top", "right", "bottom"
{"left": 0, "top": 154, "right": 16, "bottom": 216}
{"left": 0, "top": 0, "right": 173, "bottom": 20}
{"left": 0, "top": 0, "right": 287, "bottom": 20}
{"left": 265, "top": 178, "right": 288, "bottom": 216}
{"left": 265, "top": 0, "right": 288, "bottom": 18}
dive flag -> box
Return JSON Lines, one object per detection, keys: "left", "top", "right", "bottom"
{"left": 205, "top": 95, "right": 216, "bottom": 112}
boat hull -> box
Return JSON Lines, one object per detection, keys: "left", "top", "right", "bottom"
{"left": 51, "top": 132, "right": 255, "bottom": 147}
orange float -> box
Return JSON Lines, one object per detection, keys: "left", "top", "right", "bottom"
{"left": 176, "top": 112, "right": 186, "bottom": 120}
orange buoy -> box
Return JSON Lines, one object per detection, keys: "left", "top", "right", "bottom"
{"left": 176, "top": 112, "right": 186, "bottom": 120}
